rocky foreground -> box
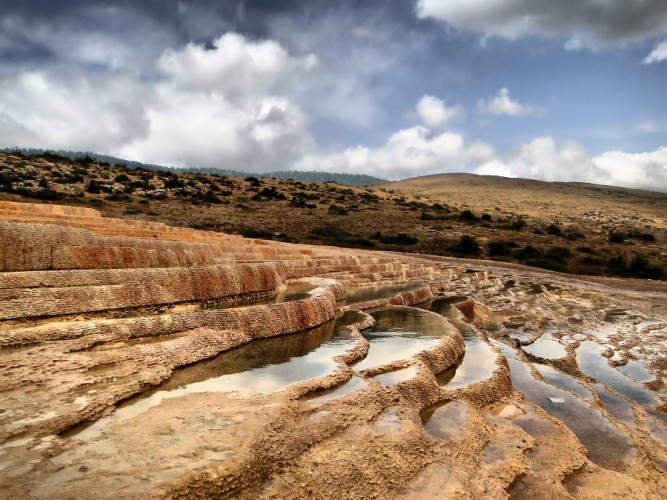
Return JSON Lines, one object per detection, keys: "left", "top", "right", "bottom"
{"left": 1, "top": 200, "right": 666, "bottom": 499}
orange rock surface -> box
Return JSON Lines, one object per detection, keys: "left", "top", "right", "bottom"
{"left": 1, "top": 201, "right": 666, "bottom": 499}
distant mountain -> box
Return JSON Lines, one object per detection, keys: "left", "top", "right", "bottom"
{"left": 3, "top": 148, "right": 385, "bottom": 186}
{"left": 262, "top": 170, "right": 384, "bottom": 185}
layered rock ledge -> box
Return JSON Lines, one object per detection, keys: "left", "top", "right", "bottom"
{"left": 1, "top": 202, "right": 667, "bottom": 499}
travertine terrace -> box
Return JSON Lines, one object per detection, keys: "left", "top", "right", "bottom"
{"left": 1, "top": 200, "right": 667, "bottom": 499}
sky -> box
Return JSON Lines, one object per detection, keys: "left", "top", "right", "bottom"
{"left": 1, "top": 0, "right": 666, "bottom": 190}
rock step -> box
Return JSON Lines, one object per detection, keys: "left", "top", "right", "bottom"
{"left": 0, "top": 263, "right": 286, "bottom": 321}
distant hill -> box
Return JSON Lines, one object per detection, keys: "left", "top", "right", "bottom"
{"left": 3, "top": 148, "right": 385, "bottom": 186}
{"left": 380, "top": 172, "right": 667, "bottom": 221}
{"left": 381, "top": 172, "right": 667, "bottom": 197}
{"left": 264, "top": 170, "right": 384, "bottom": 185}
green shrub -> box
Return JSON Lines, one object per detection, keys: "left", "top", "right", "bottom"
{"left": 547, "top": 246, "right": 573, "bottom": 259}
{"left": 164, "top": 176, "right": 184, "bottom": 189}
{"left": 524, "top": 257, "right": 568, "bottom": 273}
{"left": 607, "top": 256, "right": 628, "bottom": 275}
{"left": 252, "top": 187, "right": 287, "bottom": 201}
{"left": 487, "top": 240, "right": 511, "bottom": 256}
{"left": 608, "top": 231, "right": 626, "bottom": 243}
{"left": 546, "top": 224, "right": 563, "bottom": 237}
{"left": 450, "top": 235, "right": 480, "bottom": 255}
{"left": 627, "top": 230, "right": 656, "bottom": 242}
{"left": 86, "top": 179, "right": 101, "bottom": 194}
{"left": 576, "top": 246, "right": 598, "bottom": 255}
{"left": 245, "top": 176, "right": 262, "bottom": 187}
{"left": 629, "top": 255, "right": 666, "bottom": 279}
{"left": 105, "top": 193, "right": 131, "bottom": 202}
{"left": 458, "top": 210, "right": 477, "bottom": 222}
{"left": 30, "top": 188, "right": 62, "bottom": 201}
{"left": 580, "top": 256, "right": 604, "bottom": 266}
{"left": 565, "top": 230, "right": 585, "bottom": 240}
{"left": 514, "top": 245, "right": 541, "bottom": 260}
{"left": 379, "top": 233, "right": 419, "bottom": 246}
{"left": 420, "top": 212, "right": 446, "bottom": 221}
{"left": 328, "top": 204, "right": 349, "bottom": 215}
{"left": 203, "top": 190, "right": 222, "bottom": 204}
{"left": 308, "top": 226, "right": 375, "bottom": 248}
{"left": 0, "top": 171, "right": 19, "bottom": 186}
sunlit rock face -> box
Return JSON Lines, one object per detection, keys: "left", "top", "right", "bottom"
{"left": 1, "top": 201, "right": 666, "bottom": 499}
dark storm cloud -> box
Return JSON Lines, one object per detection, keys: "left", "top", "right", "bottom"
{"left": 417, "top": 0, "right": 667, "bottom": 47}
{"left": 0, "top": 0, "right": 423, "bottom": 72}
{"left": 0, "top": 1, "right": 416, "bottom": 37}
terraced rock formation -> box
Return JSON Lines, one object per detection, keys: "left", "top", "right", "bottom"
{"left": 1, "top": 201, "right": 666, "bottom": 499}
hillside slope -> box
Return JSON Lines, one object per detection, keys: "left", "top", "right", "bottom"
{"left": 1, "top": 152, "right": 665, "bottom": 280}
{"left": 381, "top": 173, "right": 667, "bottom": 223}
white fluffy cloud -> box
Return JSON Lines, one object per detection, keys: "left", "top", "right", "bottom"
{"left": 416, "top": 0, "right": 667, "bottom": 49}
{"left": 157, "top": 33, "right": 317, "bottom": 100}
{"left": 416, "top": 94, "right": 463, "bottom": 128}
{"left": 477, "top": 88, "right": 535, "bottom": 117}
{"left": 120, "top": 33, "right": 316, "bottom": 169}
{"left": 476, "top": 137, "right": 667, "bottom": 191}
{"left": 644, "top": 39, "right": 667, "bottom": 64}
{"left": 0, "top": 32, "right": 317, "bottom": 171}
{"left": 295, "top": 126, "right": 494, "bottom": 180}
{"left": 593, "top": 148, "right": 667, "bottom": 189}
{"left": 0, "top": 71, "right": 149, "bottom": 153}
{"left": 476, "top": 137, "right": 598, "bottom": 181}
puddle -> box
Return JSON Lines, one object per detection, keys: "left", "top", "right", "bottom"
{"left": 352, "top": 307, "right": 445, "bottom": 372}
{"left": 437, "top": 340, "right": 497, "bottom": 389}
{"left": 617, "top": 360, "right": 655, "bottom": 384}
{"left": 250, "top": 282, "right": 318, "bottom": 306}
{"left": 636, "top": 319, "right": 663, "bottom": 331}
{"left": 592, "top": 384, "right": 635, "bottom": 426}
{"left": 421, "top": 401, "right": 469, "bottom": 441}
{"left": 506, "top": 329, "right": 535, "bottom": 344}
{"left": 489, "top": 339, "right": 521, "bottom": 360}
{"left": 512, "top": 413, "right": 558, "bottom": 439}
{"left": 7, "top": 411, "right": 58, "bottom": 430}
{"left": 334, "top": 309, "right": 367, "bottom": 330}
{"left": 480, "top": 441, "right": 505, "bottom": 464}
{"left": 576, "top": 341, "right": 657, "bottom": 406}
{"left": 507, "top": 357, "right": 635, "bottom": 471}
{"left": 374, "top": 407, "right": 405, "bottom": 433}
{"left": 428, "top": 298, "right": 498, "bottom": 389}
{"left": 646, "top": 412, "right": 667, "bottom": 445}
{"left": 68, "top": 312, "right": 363, "bottom": 441}
{"left": 533, "top": 364, "right": 593, "bottom": 400}
{"left": 491, "top": 404, "right": 523, "bottom": 419}
{"left": 344, "top": 282, "right": 423, "bottom": 305}
{"left": 303, "top": 375, "right": 370, "bottom": 404}
{"left": 584, "top": 324, "right": 618, "bottom": 342}
{"left": 523, "top": 338, "right": 567, "bottom": 360}
{"left": 373, "top": 366, "right": 421, "bottom": 386}
{"left": 274, "top": 282, "right": 318, "bottom": 302}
